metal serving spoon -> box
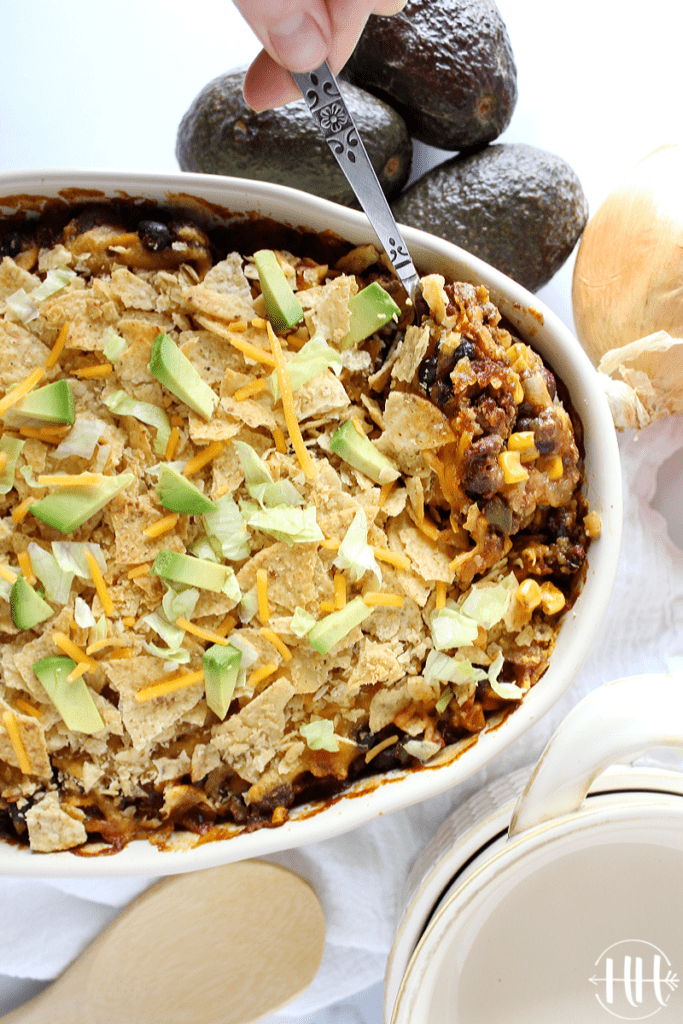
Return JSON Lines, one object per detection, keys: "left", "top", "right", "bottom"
{"left": 0, "top": 861, "right": 325, "bottom": 1024}
{"left": 291, "top": 61, "right": 422, "bottom": 305}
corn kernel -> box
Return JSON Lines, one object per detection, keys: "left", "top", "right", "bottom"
{"left": 513, "top": 379, "right": 525, "bottom": 404}
{"left": 515, "top": 579, "right": 542, "bottom": 611}
{"left": 498, "top": 450, "right": 529, "bottom": 485}
{"left": 538, "top": 454, "right": 563, "bottom": 480}
{"left": 583, "top": 511, "right": 602, "bottom": 538}
{"left": 507, "top": 431, "right": 535, "bottom": 452}
{"left": 540, "top": 582, "right": 566, "bottom": 615}
{"left": 506, "top": 343, "right": 532, "bottom": 373}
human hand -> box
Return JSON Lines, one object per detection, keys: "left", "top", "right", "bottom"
{"left": 233, "top": 0, "right": 407, "bottom": 111}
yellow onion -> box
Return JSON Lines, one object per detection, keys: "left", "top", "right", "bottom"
{"left": 572, "top": 143, "right": 683, "bottom": 364}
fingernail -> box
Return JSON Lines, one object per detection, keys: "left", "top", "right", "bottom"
{"left": 269, "top": 13, "right": 328, "bottom": 71}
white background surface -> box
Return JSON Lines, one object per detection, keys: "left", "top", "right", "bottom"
{"left": 1, "top": 2, "right": 682, "bottom": 1022}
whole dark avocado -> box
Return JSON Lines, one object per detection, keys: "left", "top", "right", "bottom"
{"left": 341, "top": 0, "right": 517, "bottom": 150}
{"left": 176, "top": 67, "right": 412, "bottom": 207}
{"left": 392, "top": 144, "right": 589, "bottom": 292}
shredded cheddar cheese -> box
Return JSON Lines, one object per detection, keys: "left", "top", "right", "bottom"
{"left": 247, "top": 663, "right": 278, "bottom": 688}
{"left": 52, "top": 632, "right": 96, "bottom": 668}
{"left": 176, "top": 617, "right": 229, "bottom": 646}
{"left": 378, "top": 481, "right": 395, "bottom": 509}
{"left": 334, "top": 573, "right": 347, "bottom": 610}
{"left": 234, "top": 378, "right": 268, "bottom": 401}
{"left": 226, "top": 333, "right": 277, "bottom": 367}
{"left": 372, "top": 548, "right": 411, "bottom": 571}
{"left": 11, "top": 497, "right": 35, "bottom": 524}
{"left": 267, "top": 322, "right": 317, "bottom": 480}
{"left": 215, "top": 613, "right": 237, "bottom": 638}
{"left": 183, "top": 441, "right": 224, "bottom": 478}
{"left": 0, "top": 452, "right": 7, "bottom": 474}
{"left": 365, "top": 735, "right": 399, "bottom": 765}
{"left": 37, "top": 473, "right": 105, "bottom": 487}
{"left": 144, "top": 513, "right": 179, "bottom": 539}
{"left": 260, "top": 627, "right": 292, "bottom": 662}
{"left": 17, "top": 550, "right": 35, "bottom": 585}
{"left": 435, "top": 581, "right": 447, "bottom": 610}
{"left": 0, "top": 366, "right": 45, "bottom": 417}
{"left": 319, "top": 600, "right": 335, "bottom": 614}
{"left": 85, "top": 637, "right": 129, "bottom": 656}
{"left": 74, "top": 363, "right": 113, "bottom": 378}
{"left": 135, "top": 668, "right": 205, "bottom": 702}
{"left": 272, "top": 426, "right": 288, "bottom": 454}
{"left": 256, "top": 568, "right": 270, "bottom": 624}
{"left": 363, "top": 592, "right": 403, "bottom": 608}
{"left": 106, "top": 648, "right": 135, "bottom": 660}
{"left": 121, "top": 616, "right": 136, "bottom": 628}
{"left": 84, "top": 549, "right": 114, "bottom": 616}
{"left": 164, "top": 426, "right": 181, "bottom": 461}
{"left": 320, "top": 538, "right": 340, "bottom": 552}
{"left": 19, "top": 425, "right": 70, "bottom": 442}
{"left": 0, "top": 565, "right": 17, "bottom": 584}
{"left": 14, "top": 698, "right": 41, "bottom": 720}
{"left": 45, "top": 322, "right": 70, "bottom": 368}
{"left": 2, "top": 711, "right": 32, "bottom": 775}
{"left": 127, "top": 564, "right": 151, "bottom": 579}
{"left": 67, "top": 662, "right": 90, "bottom": 682}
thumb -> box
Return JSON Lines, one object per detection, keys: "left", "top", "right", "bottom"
{"left": 232, "top": 0, "right": 332, "bottom": 72}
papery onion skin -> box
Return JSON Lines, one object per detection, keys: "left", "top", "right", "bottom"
{"left": 572, "top": 143, "right": 683, "bottom": 364}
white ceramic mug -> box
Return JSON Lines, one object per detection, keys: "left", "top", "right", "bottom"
{"left": 386, "top": 674, "right": 683, "bottom": 1024}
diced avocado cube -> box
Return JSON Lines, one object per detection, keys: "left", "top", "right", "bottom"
{"left": 155, "top": 464, "right": 217, "bottom": 516}
{"left": 253, "top": 249, "right": 304, "bottom": 333}
{"left": 151, "top": 550, "right": 231, "bottom": 594}
{"left": 10, "top": 576, "right": 54, "bottom": 630}
{"left": 29, "top": 473, "right": 134, "bottom": 533}
{"left": 330, "top": 420, "right": 400, "bottom": 485}
{"left": 203, "top": 643, "right": 241, "bottom": 720}
{"left": 308, "top": 597, "right": 373, "bottom": 656}
{"left": 7, "top": 380, "right": 75, "bottom": 424}
{"left": 149, "top": 333, "right": 218, "bottom": 420}
{"left": 32, "top": 656, "right": 104, "bottom": 734}
{"left": 340, "top": 282, "right": 401, "bottom": 350}
{"left": 0, "top": 437, "right": 24, "bottom": 496}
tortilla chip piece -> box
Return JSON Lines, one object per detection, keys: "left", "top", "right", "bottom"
{"left": 105, "top": 657, "right": 204, "bottom": 751}
{"left": 110, "top": 268, "right": 158, "bottom": 310}
{"left": 26, "top": 792, "right": 87, "bottom": 852}
{"left": 369, "top": 681, "right": 412, "bottom": 733}
{"left": 392, "top": 323, "right": 431, "bottom": 385}
{"left": 0, "top": 257, "right": 40, "bottom": 299}
{"left": 375, "top": 392, "right": 455, "bottom": 475}
{"left": 0, "top": 699, "right": 52, "bottom": 779}
{"left": 286, "top": 647, "right": 328, "bottom": 694}
{"left": 185, "top": 285, "right": 254, "bottom": 324}
{"left": 212, "top": 677, "right": 295, "bottom": 783}
{"left": 394, "top": 513, "right": 454, "bottom": 584}
{"left": 294, "top": 370, "right": 349, "bottom": 421}
{"left": 299, "top": 275, "right": 356, "bottom": 346}
{"left": 347, "top": 638, "right": 404, "bottom": 695}
{"left": 421, "top": 274, "right": 448, "bottom": 323}
{"left": 106, "top": 491, "right": 186, "bottom": 565}
{"left": 0, "top": 321, "right": 51, "bottom": 387}
{"left": 237, "top": 543, "right": 318, "bottom": 613}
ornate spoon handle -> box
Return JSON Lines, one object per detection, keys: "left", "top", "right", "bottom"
{"left": 291, "top": 61, "right": 421, "bottom": 302}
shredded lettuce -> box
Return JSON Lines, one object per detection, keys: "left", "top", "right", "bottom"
{"left": 140, "top": 640, "right": 191, "bottom": 664}
{"left": 203, "top": 494, "right": 251, "bottom": 561}
{"left": 93, "top": 613, "right": 107, "bottom": 642}
{"left": 142, "top": 610, "right": 186, "bottom": 650}
{"left": 227, "top": 632, "right": 260, "bottom": 690}
{"left": 104, "top": 390, "right": 171, "bottom": 456}
{"left": 300, "top": 718, "right": 339, "bottom": 752}
{"left": 423, "top": 649, "right": 486, "bottom": 685}
{"left": 234, "top": 440, "right": 303, "bottom": 508}
{"left": 27, "top": 543, "right": 74, "bottom": 604}
{"left": 0, "top": 437, "right": 25, "bottom": 495}
{"left": 403, "top": 739, "right": 441, "bottom": 762}
{"left": 52, "top": 542, "right": 106, "bottom": 579}
{"left": 248, "top": 505, "right": 323, "bottom": 545}
{"left": 268, "top": 332, "right": 342, "bottom": 400}
{"left": 73, "top": 596, "right": 96, "bottom": 628}
{"left": 222, "top": 566, "right": 242, "bottom": 602}
{"left": 333, "top": 508, "right": 381, "bottom": 588}
{"left": 52, "top": 417, "right": 106, "bottom": 461}
{"left": 435, "top": 688, "right": 454, "bottom": 714}
{"left": 431, "top": 607, "right": 479, "bottom": 650}
{"left": 239, "top": 585, "right": 259, "bottom": 623}
{"left": 6, "top": 289, "right": 38, "bottom": 323}
{"left": 290, "top": 606, "right": 317, "bottom": 637}
{"left": 461, "top": 573, "right": 517, "bottom": 629}
{"left": 190, "top": 536, "right": 220, "bottom": 562}
{"left": 487, "top": 650, "right": 523, "bottom": 700}
{"left": 161, "top": 585, "right": 200, "bottom": 624}
{"left": 92, "top": 444, "right": 111, "bottom": 473}
{"left": 31, "top": 266, "right": 76, "bottom": 303}
{"left": 102, "top": 327, "right": 128, "bottom": 363}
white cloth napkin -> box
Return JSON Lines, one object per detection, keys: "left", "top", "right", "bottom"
{"left": 1, "top": 418, "right": 682, "bottom": 1024}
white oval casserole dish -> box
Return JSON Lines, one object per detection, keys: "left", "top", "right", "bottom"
{"left": 0, "top": 169, "right": 622, "bottom": 875}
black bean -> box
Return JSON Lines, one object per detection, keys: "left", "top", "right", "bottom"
{"left": 0, "top": 232, "right": 22, "bottom": 259}
{"left": 138, "top": 220, "right": 172, "bottom": 251}
{"left": 452, "top": 339, "right": 478, "bottom": 362}
{"left": 418, "top": 355, "right": 439, "bottom": 391}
